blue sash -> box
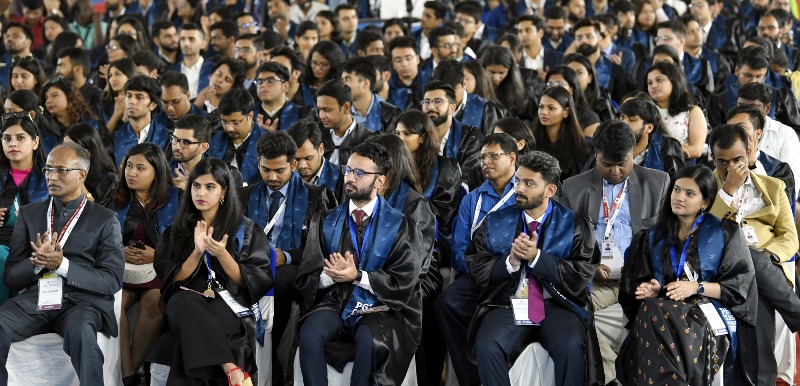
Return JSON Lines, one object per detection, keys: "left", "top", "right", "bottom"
{"left": 444, "top": 119, "right": 464, "bottom": 159}
{"left": 460, "top": 94, "right": 486, "bottom": 129}
{"left": 642, "top": 131, "right": 666, "bottom": 172}
{"left": 113, "top": 121, "right": 168, "bottom": 166}
{"left": 246, "top": 173, "right": 309, "bottom": 252}
{"left": 208, "top": 128, "right": 263, "bottom": 184}
{"left": 111, "top": 185, "right": 180, "bottom": 234}
{"left": 682, "top": 54, "right": 703, "bottom": 87}
{"left": 300, "top": 83, "right": 316, "bottom": 108}
{"left": 316, "top": 160, "right": 341, "bottom": 191}
{"left": 1, "top": 164, "right": 48, "bottom": 204}
{"left": 386, "top": 181, "right": 411, "bottom": 210}
{"left": 388, "top": 74, "right": 413, "bottom": 109}
{"left": 595, "top": 55, "right": 613, "bottom": 93}
{"left": 648, "top": 215, "right": 738, "bottom": 355}
{"left": 363, "top": 95, "right": 383, "bottom": 132}
{"left": 279, "top": 102, "right": 301, "bottom": 131}
{"left": 322, "top": 197, "right": 403, "bottom": 329}
{"left": 422, "top": 160, "right": 439, "bottom": 200}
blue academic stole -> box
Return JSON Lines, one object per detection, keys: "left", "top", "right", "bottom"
{"left": 422, "top": 160, "right": 439, "bottom": 200}
{"left": 322, "top": 197, "right": 403, "bottom": 329}
{"left": 682, "top": 55, "right": 703, "bottom": 87}
{"left": 112, "top": 186, "right": 180, "bottom": 234}
{"left": 444, "top": 119, "right": 464, "bottom": 159}
{"left": 113, "top": 121, "right": 168, "bottom": 166}
{"left": 460, "top": 94, "right": 486, "bottom": 129}
{"left": 316, "top": 160, "right": 341, "bottom": 191}
{"left": 300, "top": 83, "right": 316, "bottom": 107}
{"left": 1, "top": 165, "right": 48, "bottom": 204}
{"left": 246, "top": 173, "right": 309, "bottom": 251}
{"left": 388, "top": 74, "right": 413, "bottom": 110}
{"left": 595, "top": 56, "right": 613, "bottom": 93}
{"left": 642, "top": 131, "right": 666, "bottom": 172}
{"left": 648, "top": 215, "right": 738, "bottom": 355}
{"left": 363, "top": 96, "right": 384, "bottom": 132}
{"left": 208, "top": 128, "right": 263, "bottom": 184}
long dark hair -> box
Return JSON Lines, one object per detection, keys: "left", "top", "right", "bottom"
{"left": 654, "top": 165, "right": 717, "bottom": 253}
{"left": 112, "top": 143, "right": 172, "bottom": 215}
{"left": 64, "top": 123, "right": 116, "bottom": 183}
{"left": 395, "top": 110, "right": 439, "bottom": 189}
{"left": 646, "top": 61, "right": 696, "bottom": 117}
{"left": 463, "top": 60, "right": 497, "bottom": 102}
{"left": 103, "top": 58, "right": 136, "bottom": 107}
{"left": 41, "top": 77, "right": 95, "bottom": 125}
{"left": 492, "top": 117, "right": 536, "bottom": 155}
{"left": 169, "top": 158, "right": 243, "bottom": 258}
{"left": 480, "top": 45, "right": 527, "bottom": 115}
{"left": 316, "top": 10, "right": 341, "bottom": 41}
{"left": 302, "top": 40, "right": 345, "bottom": 86}
{"left": 7, "top": 90, "right": 61, "bottom": 137}
{"left": 532, "top": 87, "right": 590, "bottom": 172}
{"left": 367, "top": 134, "right": 421, "bottom": 194}
{"left": 8, "top": 56, "right": 47, "bottom": 95}
{"left": 545, "top": 65, "right": 591, "bottom": 110}
{"left": 563, "top": 54, "right": 602, "bottom": 107}
{"left": 0, "top": 114, "right": 46, "bottom": 171}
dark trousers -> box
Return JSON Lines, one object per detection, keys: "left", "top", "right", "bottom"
{"left": 415, "top": 292, "right": 446, "bottom": 386}
{"left": 749, "top": 249, "right": 800, "bottom": 385}
{"left": 434, "top": 275, "right": 481, "bottom": 386}
{"left": 273, "top": 264, "right": 299, "bottom": 384}
{"left": 297, "top": 310, "right": 375, "bottom": 386}
{"left": 0, "top": 299, "right": 105, "bottom": 386}
{"left": 474, "top": 300, "right": 587, "bottom": 386}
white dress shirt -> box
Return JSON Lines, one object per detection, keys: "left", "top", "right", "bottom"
{"left": 718, "top": 174, "right": 766, "bottom": 223}
{"left": 289, "top": 1, "right": 329, "bottom": 24}
{"left": 330, "top": 119, "right": 357, "bottom": 165}
{"left": 318, "top": 197, "right": 378, "bottom": 292}
{"left": 522, "top": 46, "right": 545, "bottom": 71}
{"left": 506, "top": 211, "right": 546, "bottom": 298}
{"left": 420, "top": 32, "right": 431, "bottom": 60}
{"left": 181, "top": 56, "right": 204, "bottom": 98}
{"left": 136, "top": 123, "right": 151, "bottom": 144}
{"left": 761, "top": 117, "right": 800, "bottom": 195}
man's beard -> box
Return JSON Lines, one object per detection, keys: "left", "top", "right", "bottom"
{"left": 428, "top": 112, "right": 448, "bottom": 126}
{"left": 515, "top": 192, "right": 545, "bottom": 210}
{"left": 345, "top": 179, "right": 376, "bottom": 202}
{"left": 161, "top": 44, "right": 179, "bottom": 54}
{"left": 576, "top": 43, "right": 598, "bottom": 57}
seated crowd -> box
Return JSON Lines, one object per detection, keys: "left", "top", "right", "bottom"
{"left": 1, "top": 0, "right": 800, "bottom": 385}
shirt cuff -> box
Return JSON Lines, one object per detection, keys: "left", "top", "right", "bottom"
{"left": 356, "top": 271, "right": 373, "bottom": 293}
{"left": 318, "top": 272, "right": 335, "bottom": 288}
{"left": 529, "top": 250, "right": 542, "bottom": 270}
{"left": 718, "top": 188, "right": 735, "bottom": 206}
{"left": 506, "top": 255, "right": 521, "bottom": 273}
{"left": 284, "top": 251, "right": 292, "bottom": 265}
{"left": 56, "top": 258, "right": 69, "bottom": 278}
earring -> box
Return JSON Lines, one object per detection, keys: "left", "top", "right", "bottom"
{"left": 220, "top": 197, "right": 225, "bottom": 205}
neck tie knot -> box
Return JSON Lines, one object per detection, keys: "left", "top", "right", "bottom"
{"left": 267, "top": 190, "right": 283, "bottom": 222}
{"left": 528, "top": 220, "right": 540, "bottom": 236}
{"left": 352, "top": 209, "right": 367, "bottom": 226}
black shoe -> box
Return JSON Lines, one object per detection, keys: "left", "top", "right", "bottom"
{"left": 123, "top": 372, "right": 142, "bottom": 386}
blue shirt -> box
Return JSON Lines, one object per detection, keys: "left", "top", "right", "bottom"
{"left": 267, "top": 183, "right": 290, "bottom": 262}
{"left": 352, "top": 94, "right": 379, "bottom": 127}
{"left": 596, "top": 179, "right": 633, "bottom": 256}
{"left": 451, "top": 178, "right": 516, "bottom": 275}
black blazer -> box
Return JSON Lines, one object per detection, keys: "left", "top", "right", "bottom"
{"left": 321, "top": 122, "right": 377, "bottom": 166}
{"left": 4, "top": 196, "right": 124, "bottom": 336}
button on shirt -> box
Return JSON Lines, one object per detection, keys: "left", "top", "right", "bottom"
{"left": 181, "top": 56, "right": 205, "bottom": 98}
{"left": 719, "top": 174, "right": 766, "bottom": 223}
{"left": 318, "top": 197, "right": 378, "bottom": 291}
{"left": 596, "top": 179, "right": 633, "bottom": 258}
{"left": 522, "top": 46, "right": 545, "bottom": 71}
{"left": 329, "top": 119, "right": 357, "bottom": 165}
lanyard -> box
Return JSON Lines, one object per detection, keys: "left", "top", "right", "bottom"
{"left": 348, "top": 209, "right": 374, "bottom": 266}
{"left": 262, "top": 199, "right": 287, "bottom": 238}
{"left": 46, "top": 196, "right": 88, "bottom": 248}
{"left": 602, "top": 180, "right": 628, "bottom": 240}
{"left": 203, "top": 252, "right": 223, "bottom": 290}
{"left": 471, "top": 186, "right": 515, "bottom": 237}
{"left": 733, "top": 184, "right": 750, "bottom": 223}
{"left": 670, "top": 214, "right": 704, "bottom": 279}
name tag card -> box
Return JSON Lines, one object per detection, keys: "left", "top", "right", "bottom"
{"left": 217, "top": 289, "right": 253, "bottom": 317}
{"left": 741, "top": 225, "right": 759, "bottom": 246}
{"left": 37, "top": 271, "right": 63, "bottom": 311}
{"left": 510, "top": 297, "right": 539, "bottom": 326}
{"left": 699, "top": 302, "right": 728, "bottom": 336}
{"left": 601, "top": 240, "right": 624, "bottom": 280}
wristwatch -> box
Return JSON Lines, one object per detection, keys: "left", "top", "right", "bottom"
{"left": 697, "top": 281, "right": 705, "bottom": 295}
{"left": 354, "top": 270, "right": 363, "bottom": 284}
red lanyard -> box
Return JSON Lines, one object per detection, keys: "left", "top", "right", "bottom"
{"left": 48, "top": 197, "right": 87, "bottom": 244}
{"left": 602, "top": 181, "right": 628, "bottom": 225}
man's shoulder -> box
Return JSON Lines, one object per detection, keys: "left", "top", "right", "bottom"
{"left": 754, "top": 173, "right": 788, "bottom": 195}
{"left": 632, "top": 164, "right": 670, "bottom": 185}
{"left": 84, "top": 200, "right": 118, "bottom": 223}
{"left": 563, "top": 169, "right": 598, "bottom": 190}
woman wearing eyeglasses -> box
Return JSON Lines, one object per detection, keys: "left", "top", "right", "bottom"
{"left": 102, "top": 58, "right": 136, "bottom": 133}
{"left": 532, "top": 86, "right": 592, "bottom": 182}
{"left": 152, "top": 158, "right": 272, "bottom": 386}
{"left": 63, "top": 123, "right": 119, "bottom": 207}
{"left": 110, "top": 143, "right": 180, "bottom": 386}
{"left": 41, "top": 77, "right": 103, "bottom": 136}
{"left": 0, "top": 115, "right": 48, "bottom": 303}
{"left": 545, "top": 65, "right": 602, "bottom": 136}
{"left": 298, "top": 41, "right": 345, "bottom": 107}
{"left": 194, "top": 58, "right": 245, "bottom": 114}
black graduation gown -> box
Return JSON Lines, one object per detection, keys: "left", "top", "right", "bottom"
{"left": 426, "top": 157, "right": 462, "bottom": 266}
{"left": 295, "top": 205, "right": 424, "bottom": 385}
{"left": 152, "top": 218, "right": 274, "bottom": 378}
{"left": 321, "top": 123, "right": 378, "bottom": 166}
{"left": 376, "top": 100, "right": 401, "bottom": 134}
{"left": 618, "top": 221, "right": 758, "bottom": 386}
{"left": 465, "top": 208, "right": 604, "bottom": 386}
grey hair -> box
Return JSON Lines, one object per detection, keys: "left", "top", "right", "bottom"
{"left": 53, "top": 142, "right": 90, "bottom": 172}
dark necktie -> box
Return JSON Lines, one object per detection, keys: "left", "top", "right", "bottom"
{"left": 527, "top": 220, "right": 545, "bottom": 323}
{"left": 266, "top": 191, "right": 283, "bottom": 240}
{"left": 352, "top": 209, "right": 366, "bottom": 226}
{"left": 352, "top": 209, "right": 369, "bottom": 262}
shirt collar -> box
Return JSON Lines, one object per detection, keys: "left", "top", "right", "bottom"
{"left": 137, "top": 123, "right": 151, "bottom": 143}
{"left": 352, "top": 94, "right": 377, "bottom": 118}
{"left": 454, "top": 89, "right": 468, "bottom": 115}
{"left": 263, "top": 100, "right": 287, "bottom": 118}
{"left": 476, "top": 176, "right": 515, "bottom": 196}
{"left": 522, "top": 207, "right": 546, "bottom": 225}
{"left": 54, "top": 193, "right": 86, "bottom": 210}
{"left": 332, "top": 119, "right": 357, "bottom": 140}
{"left": 267, "top": 180, "right": 291, "bottom": 197}
{"left": 182, "top": 56, "right": 204, "bottom": 71}
{"left": 312, "top": 159, "right": 327, "bottom": 184}
{"left": 349, "top": 195, "right": 378, "bottom": 218}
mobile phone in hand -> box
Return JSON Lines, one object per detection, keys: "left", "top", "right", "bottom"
{"left": 129, "top": 240, "right": 146, "bottom": 250}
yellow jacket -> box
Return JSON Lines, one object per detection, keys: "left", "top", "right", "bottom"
{"left": 711, "top": 171, "right": 799, "bottom": 282}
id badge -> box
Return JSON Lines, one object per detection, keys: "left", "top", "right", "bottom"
{"left": 217, "top": 289, "right": 253, "bottom": 318}
{"left": 510, "top": 296, "right": 538, "bottom": 326}
{"left": 602, "top": 240, "right": 625, "bottom": 280}
{"left": 698, "top": 302, "right": 728, "bottom": 336}
{"left": 741, "top": 225, "right": 759, "bottom": 246}
{"left": 37, "top": 271, "right": 63, "bottom": 311}
{"left": 601, "top": 240, "right": 615, "bottom": 259}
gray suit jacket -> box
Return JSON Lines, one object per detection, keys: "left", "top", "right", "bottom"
{"left": 560, "top": 165, "right": 670, "bottom": 235}
{"left": 4, "top": 196, "right": 124, "bottom": 336}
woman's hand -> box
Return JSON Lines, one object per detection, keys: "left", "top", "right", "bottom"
{"left": 98, "top": 64, "right": 110, "bottom": 80}
{"left": 193, "top": 220, "right": 208, "bottom": 254}
{"left": 664, "top": 280, "right": 700, "bottom": 302}
{"left": 203, "top": 225, "right": 230, "bottom": 260}
{"left": 194, "top": 86, "right": 213, "bottom": 108}
{"left": 0, "top": 207, "right": 8, "bottom": 227}
{"left": 124, "top": 245, "right": 140, "bottom": 264}
{"left": 112, "top": 94, "right": 126, "bottom": 118}
{"left": 634, "top": 278, "right": 662, "bottom": 300}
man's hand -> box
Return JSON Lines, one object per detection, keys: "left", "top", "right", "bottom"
{"left": 323, "top": 252, "right": 359, "bottom": 282}
{"left": 173, "top": 167, "right": 188, "bottom": 189}
{"left": 275, "top": 247, "right": 287, "bottom": 266}
{"left": 257, "top": 115, "right": 280, "bottom": 131}
{"left": 595, "top": 264, "right": 612, "bottom": 282}
{"left": 608, "top": 52, "right": 623, "bottom": 65}
{"left": 511, "top": 231, "right": 539, "bottom": 262}
{"left": 722, "top": 160, "right": 749, "bottom": 196}
{"left": 30, "top": 232, "right": 63, "bottom": 270}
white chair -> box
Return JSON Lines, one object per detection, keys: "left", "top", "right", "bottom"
{"left": 6, "top": 290, "right": 123, "bottom": 386}
{"left": 150, "top": 295, "right": 274, "bottom": 386}
{"left": 293, "top": 350, "right": 418, "bottom": 386}
{"left": 776, "top": 260, "right": 797, "bottom": 385}
{"left": 444, "top": 342, "right": 556, "bottom": 386}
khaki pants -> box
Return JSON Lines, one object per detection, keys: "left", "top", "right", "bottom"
{"left": 591, "top": 280, "right": 628, "bottom": 384}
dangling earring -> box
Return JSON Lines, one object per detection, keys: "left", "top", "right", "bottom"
{"left": 220, "top": 196, "right": 225, "bottom": 205}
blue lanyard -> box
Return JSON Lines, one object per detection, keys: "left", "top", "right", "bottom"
{"left": 204, "top": 252, "right": 219, "bottom": 289}
{"left": 521, "top": 202, "right": 553, "bottom": 274}
{"left": 348, "top": 207, "right": 376, "bottom": 267}
{"left": 670, "top": 215, "right": 704, "bottom": 279}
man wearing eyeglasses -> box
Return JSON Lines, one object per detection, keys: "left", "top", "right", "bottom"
{"left": 169, "top": 115, "right": 211, "bottom": 189}
{"left": 317, "top": 80, "right": 376, "bottom": 167}
{"left": 436, "top": 134, "right": 518, "bottom": 385}
{"left": 296, "top": 141, "right": 423, "bottom": 386}
{"left": 516, "top": 15, "right": 563, "bottom": 74}
{"left": 236, "top": 34, "right": 264, "bottom": 101}
{"left": 758, "top": 10, "right": 795, "bottom": 69}
{"left": 236, "top": 13, "right": 261, "bottom": 36}
{"left": 418, "top": 26, "right": 468, "bottom": 97}
{"left": 152, "top": 72, "right": 210, "bottom": 133}
{"left": 208, "top": 88, "right": 264, "bottom": 185}
{"left": 239, "top": 130, "right": 336, "bottom": 385}
{"left": 252, "top": 62, "right": 310, "bottom": 132}
{"left": 433, "top": 60, "right": 503, "bottom": 137}
{"left": 562, "top": 120, "right": 669, "bottom": 384}
{"left": 422, "top": 80, "right": 483, "bottom": 189}
{"left": 341, "top": 57, "right": 400, "bottom": 133}
{"left": 0, "top": 143, "right": 124, "bottom": 386}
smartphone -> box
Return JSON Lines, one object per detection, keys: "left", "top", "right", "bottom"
{"left": 129, "top": 240, "right": 145, "bottom": 250}
{"left": 92, "top": 0, "right": 106, "bottom": 14}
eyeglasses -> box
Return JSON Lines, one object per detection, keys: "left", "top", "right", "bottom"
{"left": 341, "top": 165, "right": 382, "bottom": 179}
{"left": 255, "top": 77, "right": 285, "bottom": 86}
{"left": 655, "top": 35, "right": 674, "bottom": 41}
{"left": 420, "top": 98, "right": 451, "bottom": 107}
{"left": 170, "top": 134, "right": 203, "bottom": 148}
{"left": 42, "top": 167, "right": 83, "bottom": 176}
{"left": 687, "top": 2, "right": 707, "bottom": 8}
{"left": 476, "top": 152, "right": 509, "bottom": 162}
{"left": 311, "top": 61, "right": 330, "bottom": 69}
{"left": 438, "top": 42, "right": 460, "bottom": 50}
{"left": 240, "top": 21, "right": 260, "bottom": 29}
{"left": 234, "top": 46, "right": 254, "bottom": 54}
{"left": 107, "top": 44, "right": 121, "bottom": 51}
{"left": 546, "top": 80, "right": 567, "bottom": 88}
